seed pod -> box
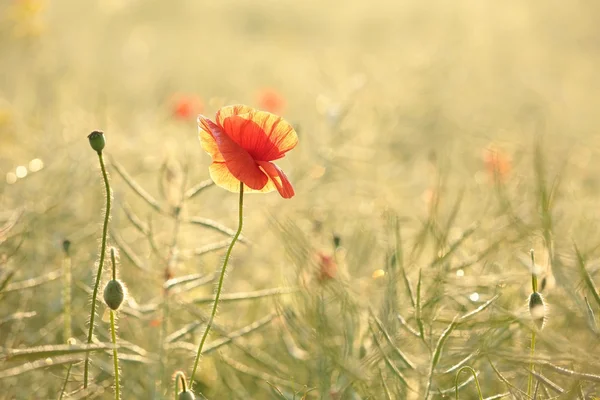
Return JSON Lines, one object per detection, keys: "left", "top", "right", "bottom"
{"left": 528, "top": 291, "right": 546, "bottom": 330}
{"left": 88, "top": 130, "right": 106, "bottom": 153}
{"left": 178, "top": 390, "right": 195, "bottom": 400}
{"left": 103, "top": 279, "right": 125, "bottom": 310}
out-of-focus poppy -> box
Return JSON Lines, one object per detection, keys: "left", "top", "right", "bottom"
{"left": 317, "top": 252, "right": 337, "bottom": 281}
{"left": 198, "top": 105, "right": 298, "bottom": 198}
{"left": 256, "top": 88, "right": 286, "bottom": 114}
{"left": 484, "top": 146, "right": 511, "bottom": 183}
{"left": 172, "top": 94, "right": 204, "bottom": 120}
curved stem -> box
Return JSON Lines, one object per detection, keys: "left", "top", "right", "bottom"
{"left": 84, "top": 151, "right": 111, "bottom": 388}
{"left": 454, "top": 366, "right": 483, "bottom": 400}
{"left": 189, "top": 182, "right": 244, "bottom": 390}
{"left": 110, "top": 310, "right": 121, "bottom": 399}
{"left": 174, "top": 371, "right": 187, "bottom": 399}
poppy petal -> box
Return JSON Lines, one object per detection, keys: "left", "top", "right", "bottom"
{"left": 215, "top": 105, "right": 298, "bottom": 161}
{"left": 257, "top": 161, "right": 295, "bottom": 199}
{"left": 210, "top": 162, "right": 284, "bottom": 195}
{"left": 200, "top": 116, "right": 268, "bottom": 190}
{"left": 216, "top": 105, "right": 256, "bottom": 123}
{"left": 198, "top": 116, "right": 224, "bottom": 162}
{"left": 209, "top": 162, "right": 243, "bottom": 193}
{"left": 221, "top": 111, "right": 298, "bottom": 161}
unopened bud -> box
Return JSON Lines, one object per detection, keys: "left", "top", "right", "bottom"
{"left": 179, "top": 391, "right": 195, "bottom": 400}
{"left": 528, "top": 291, "right": 546, "bottom": 330}
{"left": 103, "top": 279, "right": 125, "bottom": 310}
{"left": 88, "top": 130, "right": 106, "bottom": 153}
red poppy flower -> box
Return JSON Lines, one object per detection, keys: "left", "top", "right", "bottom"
{"left": 256, "top": 88, "right": 286, "bottom": 114}
{"left": 483, "top": 146, "right": 511, "bottom": 183}
{"left": 198, "top": 105, "right": 298, "bottom": 198}
{"left": 172, "top": 94, "right": 204, "bottom": 120}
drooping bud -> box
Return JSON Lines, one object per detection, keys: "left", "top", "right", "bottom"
{"left": 103, "top": 279, "right": 125, "bottom": 310}
{"left": 173, "top": 371, "right": 195, "bottom": 400}
{"left": 528, "top": 291, "right": 546, "bottom": 330}
{"left": 88, "top": 130, "right": 106, "bottom": 153}
{"left": 179, "top": 391, "right": 195, "bottom": 400}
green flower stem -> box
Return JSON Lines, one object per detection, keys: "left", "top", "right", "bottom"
{"left": 109, "top": 248, "right": 121, "bottom": 399}
{"left": 531, "top": 249, "right": 538, "bottom": 293}
{"left": 62, "top": 246, "right": 72, "bottom": 342}
{"left": 84, "top": 150, "right": 112, "bottom": 388}
{"left": 111, "top": 248, "right": 117, "bottom": 280}
{"left": 174, "top": 371, "right": 187, "bottom": 400}
{"left": 528, "top": 249, "right": 537, "bottom": 398}
{"left": 528, "top": 330, "right": 537, "bottom": 397}
{"left": 110, "top": 310, "right": 121, "bottom": 400}
{"left": 190, "top": 181, "right": 244, "bottom": 390}
{"left": 454, "top": 366, "right": 482, "bottom": 400}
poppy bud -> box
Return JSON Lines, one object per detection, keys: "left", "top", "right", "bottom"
{"left": 62, "top": 239, "right": 71, "bottom": 255}
{"left": 179, "top": 391, "right": 195, "bottom": 400}
{"left": 528, "top": 291, "right": 546, "bottom": 330}
{"left": 88, "top": 130, "right": 106, "bottom": 153}
{"left": 103, "top": 279, "right": 125, "bottom": 310}
{"left": 332, "top": 233, "right": 341, "bottom": 249}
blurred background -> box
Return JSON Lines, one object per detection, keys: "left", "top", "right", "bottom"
{"left": 1, "top": 0, "right": 600, "bottom": 398}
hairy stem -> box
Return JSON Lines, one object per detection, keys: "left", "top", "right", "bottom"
{"left": 190, "top": 182, "right": 244, "bottom": 390}
{"left": 84, "top": 151, "right": 111, "bottom": 388}
{"left": 110, "top": 310, "right": 121, "bottom": 399}
{"left": 528, "top": 330, "right": 537, "bottom": 398}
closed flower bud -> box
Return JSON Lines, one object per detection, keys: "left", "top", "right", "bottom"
{"left": 179, "top": 390, "right": 195, "bottom": 400}
{"left": 88, "top": 130, "right": 106, "bottom": 153}
{"left": 62, "top": 239, "right": 71, "bottom": 255}
{"left": 103, "top": 279, "right": 125, "bottom": 310}
{"left": 528, "top": 291, "right": 546, "bottom": 330}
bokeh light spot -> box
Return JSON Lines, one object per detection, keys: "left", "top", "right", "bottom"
{"left": 29, "top": 158, "right": 44, "bottom": 172}
{"left": 6, "top": 172, "right": 17, "bottom": 184}
{"left": 16, "top": 166, "right": 28, "bottom": 178}
{"left": 372, "top": 269, "right": 385, "bottom": 279}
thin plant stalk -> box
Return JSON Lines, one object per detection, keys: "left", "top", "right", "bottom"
{"left": 109, "top": 248, "right": 121, "bottom": 399}
{"left": 454, "top": 366, "right": 483, "bottom": 400}
{"left": 60, "top": 240, "right": 73, "bottom": 398}
{"left": 156, "top": 206, "right": 183, "bottom": 399}
{"left": 174, "top": 371, "right": 187, "bottom": 400}
{"left": 84, "top": 149, "right": 112, "bottom": 388}
{"left": 190, "top": 182, "right": 245, "bottom": 390}
{"left": 110, "top": 310, "right": 120, "bottom": 399}
{"left": 62, "top": 240, "right": 72, "bottom": 342}
{"left": 58, "top": 363, "right": 73, "bottom": 400}
{"left": 528, "top": 249, "right": 538, "bottom": 398}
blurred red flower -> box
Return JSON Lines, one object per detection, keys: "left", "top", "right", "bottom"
{"left": 171, "top": 94, "right": 203, "bottom": 120}
{"left": 256, "top": 88, "right": 286, "bottom": 114}
{"left": 484, "top": 146, "right": 511, "bottom": 183}
{"left": 198, "top": 105, "right": 298, "bottom": 198}
{"left": 317, "top": 252, "right": 337, "bottom": 281}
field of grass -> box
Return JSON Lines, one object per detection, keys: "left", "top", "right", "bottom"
{"left": 2, "top": 1, "right": 600, "bottom": 399}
